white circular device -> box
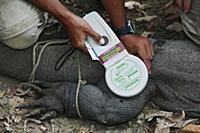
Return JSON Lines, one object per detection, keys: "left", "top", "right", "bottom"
{"left": 105, "top": 55, "right": 148, "bottom": 97}
{"left": 84, "top": 12, "right": 148, "bottom": 97}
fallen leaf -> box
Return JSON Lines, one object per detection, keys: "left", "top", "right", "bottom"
{"left": 3, "top": 121, "right": 10, "bottom": 127}
{"left": 0, "top": 83, "right": 8, "bottom": 98}
{"left": 6, "top": 116, "right": 13, "bottom": 125}
{"left": 125, "top": 1, "right": 148, "bottom": 10}
{"left": 175, "top": 119, "right": 198, "bottom": 129}
{"left": 8, "top": 96, "right": 24, "bottom": 109}
{"left": 39, "top": 125, "right": 47, "bottom": 132}
{"left": 141, "top": 31, "right": 155, "bottom": 37}
{"left": 155, "top": 118, "right": 171, "bottom": 133}
{"left": 135, "top": 15, "right": 157, "bottom": 22}
{"left": 0, "top": 90, "right": 6, "bottom": 99}
{"left": 181, "top": 124, "right": 200, "bottom": 133}
{"left": 144, "top": 110, "right": 193, "bottom": 133}
{"left": 136, "top": 113, "right": 145, "bottom": 125}
{"left": 13, "top": 115, "right": 22, "bottom": 123}
{"left": 77, "top": 127, "right": 90, "bottom": 133}
{"left": 166, "top": 22, "right": 183, "bottom": 32}
{"left": 145, "top": 110, "right": 173, "bottom": 121}
{"left": 5, "top": 126, "right": 13, "bottom": 132}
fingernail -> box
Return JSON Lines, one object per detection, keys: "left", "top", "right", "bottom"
{"left": 99, "top": 36, "right": 109, "bottom": 46}
{"left": 99, "top": 37, "right": 105, "bottom": 45}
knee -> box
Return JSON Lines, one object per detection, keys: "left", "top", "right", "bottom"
{"left": 0, "top": 0, "right": 45, "bottom": 49}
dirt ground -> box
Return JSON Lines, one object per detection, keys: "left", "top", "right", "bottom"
{"left": 0, "top": 0, "right": 195, "bottom": 133}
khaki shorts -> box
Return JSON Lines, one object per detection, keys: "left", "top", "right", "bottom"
{"left": 0, "top": 0, "right": 45, "bottom": 49}
{"left": 0, "top": 0, "right": 102, "bottom": 49}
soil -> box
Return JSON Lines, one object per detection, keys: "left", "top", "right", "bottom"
{"left": 0, "top": 0, "right": 189, "bottom": 133}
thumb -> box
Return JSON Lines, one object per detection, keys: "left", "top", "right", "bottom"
{"left": 86, "top": 27, "right": 102, "bottom": 43}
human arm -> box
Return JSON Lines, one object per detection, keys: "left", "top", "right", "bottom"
{"left": 29, "top": 0, "right": 102, "bottom": 53}
{"left": 163, "top": 0, "right": 192, "bottom": 20}
{"left": 101, "top": 0, "right": 154, "bottom": 71}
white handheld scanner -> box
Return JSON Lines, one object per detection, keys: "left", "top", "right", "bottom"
{"left": 83, "top": 12, "right": 148, "bottom": 97}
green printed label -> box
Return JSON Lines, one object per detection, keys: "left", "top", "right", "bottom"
{"left": 111, "top": 58, "right": 141, "bottom": 91}
{"left": 99, "top": 42, "right": 125, "bottom": 63}
{"left": 102, "top": 47, "right": 121, "bottom": 62}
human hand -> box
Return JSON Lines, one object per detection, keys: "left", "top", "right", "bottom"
{"left": 63, "top": 14, "right": 102, "bottom": 53}
{"left": 119, "top": 35, "right": 154, "bottom": 71}
{"left": 175, "top": 0, "right": 191, "bottom": 13}
{"left": 162, "top": 0, "right": 192, "bottom": 20}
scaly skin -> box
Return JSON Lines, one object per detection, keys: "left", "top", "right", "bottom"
{"left": 17, "top": 80, "right": 158, "bottom": 125}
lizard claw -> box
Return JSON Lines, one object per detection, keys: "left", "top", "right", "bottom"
{"left": 15, "top": 82, "right": 42, "bottom": 96}
{"left": 40, "top": 111, "right": 57, "bottom": 121}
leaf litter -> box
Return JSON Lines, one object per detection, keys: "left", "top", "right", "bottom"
{"left": 0, "top": 0, "right": 199, "bottom": 133}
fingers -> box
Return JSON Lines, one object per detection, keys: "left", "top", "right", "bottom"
{"left": 70, "top": 34, "right": 88, "bottom": 53}
{"left": 183, "top": 0, "right": 191, "bottom": 13}
{"left": 162, "top": 0, "right": 191, "bottom": 21}
{"left": 176, "top": 0, "right": 191, "bottom": 12}
{"left": 137, "top": 38, "right": 153, "bottom": 72}
{"left": 86, "top": 26, "right": 102, "bottom": 43}
{"left": 82, "top": 43, "right": 89, "bottom": 53}
{"left": 143, "top": 59, "right": 152, "bottom": 73}
{"left": 74, "top": 28, "right": 102, "bottom": 53}
{"left": 145, "top": 40, "right": 154, "bottom": 60}
{"left": 119, "top": 35, "right": 153, "bottom": 72}
{"left": 66, "top": 17, "right": 102, "bottom": 53}
{"left": 138, "top": 47, "right": 152, "bottom": 72}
